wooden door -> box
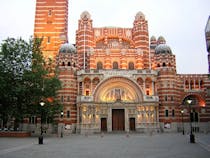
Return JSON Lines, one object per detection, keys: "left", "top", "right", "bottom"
{"left": 112, "top": 109, "right": 125, "bottom": 131}
{"left": 129, "top": 118, "right": 135, "bottom": 131}
{"left": 101, "top": 118, "right": 107, "bottom": 132}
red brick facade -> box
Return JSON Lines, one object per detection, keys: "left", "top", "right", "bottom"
{"left": 31, "top": 0, "right": 210, "bottom": 134}
{"left": 34, "top": 0, "right": 68, "bottom": 59}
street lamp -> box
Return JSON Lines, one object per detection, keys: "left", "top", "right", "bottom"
{"left": 60, "top": 111, "right": 64, "bottom": 138}
{"left": 38, "top": 101, "right": 45, "bottom": 145}
{"left": 181, "top": 109, "right": 184, "bottom": 135}
{"left": 187, "top": 99, "right": 195, "bottom": 143}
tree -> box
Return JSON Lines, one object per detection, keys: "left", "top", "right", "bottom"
{"left": 0, "top": 37, "right": 62, "bottom": 130}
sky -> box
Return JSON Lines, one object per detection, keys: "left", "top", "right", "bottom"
{"left": 0, "top": 0, "right": 209, "bottom": 74}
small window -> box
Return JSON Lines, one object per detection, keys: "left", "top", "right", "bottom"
{"left": 62, "top": 62, "right": 65, "bottom": 66}
{"left": 97, "top": 61, "right": 103, "bottom": 70}
{"left": 61, "top": 96, "right": 64, "bottom": 102}
{"left": 68, "top": 62, "right": 71, "bottom": 66}
{"left": 48, "top": 10, "right": 52, "bottom": 16}
{"left": 47, "top": 36, "right": 51, "bottom": 43}
{"left": 67, "top": 96, "right": 70, "bottom": 102}
{"left": 67, "top": 110, "right": 70, "bottom": 118}
{"left": 162, "top": 62, "right": 166, "bottom": 67}
{"left": 172, "top": 109, "right": 175, "bottom": 117}
{"left": 128, "top": 62, "right": 134, "bottom": 70}
{"left": 113, "top": 61, "right": 118, "bottom": 69}
{"left": 165, "top": 110, "right": 169, "bottom": 117}
{"left": 85, "top": 90, "right": 89, "bottom": 96}
{"left": 165, "top": 96, "right": 168, "bottom": 101}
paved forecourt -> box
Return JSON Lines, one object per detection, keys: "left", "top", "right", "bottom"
{"left": 0, "top": 133, "right": 210, "bottom": 158}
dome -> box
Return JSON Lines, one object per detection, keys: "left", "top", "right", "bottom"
{"left": 80, "top": 11, "right": 91, "bottom": 20}
{"left": 155, "top": 44, "right": 172, "bottom": 54}
{"left": 59, "top": 43, "right": 76, "bottom": 54}
{"left": 157, "top": 36, "right": 166, "bottom": 44}
{"left": 135, "top": 11, "right": 145, "bottom": 20}
{"left": 150, "top": 36, "right": 156, "bottom": 41}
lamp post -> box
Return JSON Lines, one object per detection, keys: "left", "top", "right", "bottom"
{"left": 60, "top": 111, "right": 64, "bottom": 138}
{"left": 181, "top": 109, "right": 184, "bottom": 135}
{"left": 187, "top": 99, "right": 195, "bottom": 143}
{"left": 39, "top": 101, "right": 45, "bottom": 145}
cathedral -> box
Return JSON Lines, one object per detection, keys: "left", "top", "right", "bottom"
{"left": 29, "top": 0, "right": 210, "bottom": 135}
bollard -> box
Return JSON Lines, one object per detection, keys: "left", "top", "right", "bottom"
{"left": 38, "top": 135, "right": 43, "bottom": 144}
{"left": 190, "top": 134, "right": 195, "bottom": 143}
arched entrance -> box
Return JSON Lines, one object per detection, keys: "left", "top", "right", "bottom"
{"left": 93, "top": 77, "right": 143, "bottom": 132}
{"left": 181, "top": 94, "right": 206, "bottom": 133}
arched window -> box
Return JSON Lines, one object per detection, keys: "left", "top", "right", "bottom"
{"left": 48, "top": 10, "right": 52, "bottom": 16}
{"left": 165, "top": 109, "right": 169, "bottom": 117}
{"left": 68, "top": 62, "right": 71, "bottom": 66}
{"left": 97, "top": 61, "right": 103, "bottom": 70}
{"left": 128, "top": 62, "right": 134, "bottom": 70}
{"left": 162, "top": 62, "right": 166, "bottom": 67}
{"left": 67, "top": 110, "right": 70, "bottom": 118}
{"left": 137, "top": 77, "right": 144, "bottom": 88}
{"left": 190, "top": 80, "right": 193, "bottom": 89}
{"left": 62, "top": 62, "right": 65, "bottom": 66}
{"left": 61, "top": 96, "right": 64, "bottom": 102}
{"left": 113, "top": 61, "right": 118, "bottom": 69}
{"left": 200, "top": 80, "right": 204, "bottom": 89}
{"left": 185, "top": 80, "right": 189, "bottom": 89}
{"left": 145, "top": 78, "right": 152, "bottom": 95}
{"left": 157, "top": 63, "right": 160, "bottom": 67}
{"left": 172, "top": 109, "right": 175, "bottom": 117}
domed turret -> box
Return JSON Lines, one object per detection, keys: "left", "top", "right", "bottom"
{"left": 59, "top": 43, "right": 76, "bottom": 54}
{"left": 157, "top": 36, "right": 166, "bottom": 45}
{"left": 150, "top": 36, "right": 156, "bottom": 42}
{"left": 150, "top": 36, "right": 157, "bottom": 49}
{"left": 135, "top": 11, "right": 145, "bottom": 20}
{"left": 155, "top": 44, "right": 172, "bottom": 54}
{"left": 80, "top": 11, "right": 91, "bottom": 20}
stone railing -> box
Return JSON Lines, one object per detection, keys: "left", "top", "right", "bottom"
{"left": 77, "top": 69, "right": 158, "bottom": 78}
{"left": 77, "top": 96, "right": 94, "bottom": 102}
{"left": 143, "top": 95, "right": 159, "bottom": 102}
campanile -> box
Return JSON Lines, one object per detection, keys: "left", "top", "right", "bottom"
{"left": 34, "top": 0, "right": 68, "bottom": 59}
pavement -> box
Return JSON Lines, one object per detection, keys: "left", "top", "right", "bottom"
{"left": 0, "top": 133, "right": 210, "bottom": 158}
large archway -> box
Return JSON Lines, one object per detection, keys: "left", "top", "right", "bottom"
{"left": 181, "top": 94, "right": 206, "bottom": 133}
{"left": 93, "top": 76, "right": 143, "bottom": 103}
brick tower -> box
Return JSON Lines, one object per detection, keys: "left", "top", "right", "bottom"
{"left": 34, "top": 0, "right": 68, "bottom": 59}
{"left": 76, "top": 11, "right": 93, "bottom": 70}
{"left": 132, "top": 11, "right": 150, "bottom": 69}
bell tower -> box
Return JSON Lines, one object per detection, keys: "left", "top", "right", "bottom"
{"left": 34, "top": 0, "right": 68, "bottom": 60}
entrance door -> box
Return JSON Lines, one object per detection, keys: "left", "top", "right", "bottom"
{"left": 101, "top": 118, "right": 107, "bottom": 132}
{"left": 112, "top": 109, "right": 125, "bottom": 131}
{"left": 129, "top": 118, "right": 135, "bottom": 131}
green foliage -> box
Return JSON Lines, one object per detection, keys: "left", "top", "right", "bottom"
{"left": 0, "top": 37, "right": 62, "bottom": 128}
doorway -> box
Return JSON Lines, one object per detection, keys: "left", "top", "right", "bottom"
{"left": 129, "top": 118, "right": 135, "bottom": 131}
{"left": 101, "top": 118, "right": 107, "bottom": 132}
{"left": 112, "top": 109, "right": 125, "bottom": 131}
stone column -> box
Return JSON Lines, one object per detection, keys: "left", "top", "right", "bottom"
{"left": 125, "top": 108, "right": 129, "bottom": 132}
{"left": 152, "top": 81, "right": 154, "bottom": 95}
{"left": 143, "top": 79, "right": 146, "bottom": 95}
{"left": 107, "top": 107, "right": 112, "bottom": 132}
